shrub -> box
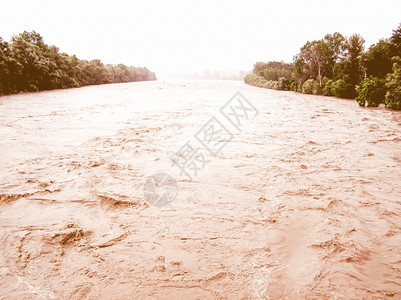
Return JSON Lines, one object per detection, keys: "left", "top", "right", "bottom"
{"left": 277, "top": 77, "right": 288, "bottom": 90}
{"left": 332, "top": 77, "right": 355, "bottom": 99}
{"left": 302, "top": 79, "right": 317, "bottom": 94}
{"left": 356, "top": 76, "right": 386, "bottom": 107}
{"left": 262, "top": 80, "right": 280, "bottom": 90}
{"left": 385, "top": 60, "right": 401, "bottom": 110}
{"left": 244, "top": 74, "right": 267, "bottom": 87}
{"left": 286, "top": 78, "right": 297, "bottom": 91}
{"left": 323, "top": 79, "right": 334, "bottom": 96}
{"left": 263, "top": 81, "right": 273, "bottom": 89}
{"left": 297, "top": 82, "right": 303, "bottom": 93}
{"left": 263, "top": 81, "right": 272, "bottom": 89}
{"left": 313, "top": 82, "right": 323, "bottom": 95}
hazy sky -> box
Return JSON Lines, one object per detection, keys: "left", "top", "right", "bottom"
{"left": 1, "top": 0, "right": 401, "bottom": 77}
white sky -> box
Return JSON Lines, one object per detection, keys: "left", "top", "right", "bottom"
{"left": 1, "top": 0, "right": 401, "bottom": 77}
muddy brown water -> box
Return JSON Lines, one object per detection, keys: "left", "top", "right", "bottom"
{"left": 0, "top": 80, "right": 401, "bottom": 299}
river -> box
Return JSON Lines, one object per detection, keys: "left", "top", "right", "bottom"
{"left": 0, "top": 80, "right": 401, "bottom": 298}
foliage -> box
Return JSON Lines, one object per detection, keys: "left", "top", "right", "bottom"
{"left": 245, "top": 23, "right": 401, "bottom": 110}
{"left": 253, "top": 61, "right": 293, "bottom": 81}
{"left": 390, "top": 24, "right": 401, "bottom": 58}
{"left": 244, "top": 73, "right": 288, "bottom": 91}
{"left": 385, "top": 58, "right": 401, "bottom": 110}
{"left": 288, "top": 79, "right": 298, "bottom": 92}
{"left": 342, "top": 34, "right": 365, "bottom": 89}
{"left": 300, "top": 40, "right": 332, "bottom": 86}
{"left": 293, "top": 32, "right": 347, "bottom": 86}
{"left": 363, "top": 39, "right": 393, "bottom": 79}
{"left": 0, "top": 31, "right": 156, "bottom": 95}
{"left": 302, "top": 79, "right": 317, "bottom": 94}
{"left": 244, "top": 74, "right": 266, "bottom": 86}
{"left": 331, "top": 78, "right": 354, "bottom": 99}
{"left": 277, "top": 77, "right": 288, "bottom": 90}
{"left": 356, "top": 76, "right": 386, "bottom": 107}
{"left": 322, "top": 78, "right": 334, "bottom": 96}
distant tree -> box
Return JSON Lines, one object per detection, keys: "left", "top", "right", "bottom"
{"left": 253, "top": 61, "right": 293, "bottom": 82}
{"left": 246, "top": 24, "right": 401, "bottom": 110}
{"left": 0, "top": 30, "right": 156, "bottom": 96}
{"left": 253, "top": 62, "right": 266, "bottom": 76}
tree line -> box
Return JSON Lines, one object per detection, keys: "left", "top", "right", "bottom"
{"left": 245, "top": 23, "right": 401, "bottom": 110}
{"left": 0, "top": 31, "right": 156, "bottom": 96}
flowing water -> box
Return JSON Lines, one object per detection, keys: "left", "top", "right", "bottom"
{"left": 0, "top": 80, "right": 401, "bottom": 299}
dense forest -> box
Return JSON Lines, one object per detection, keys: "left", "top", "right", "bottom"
{"left": 245, "top": 24, "right": 401, "bottom": 110}
{"left": 0, "top": 31, "right": 156, "bottom": 96}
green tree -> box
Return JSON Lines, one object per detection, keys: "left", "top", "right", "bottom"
{"left": 0, "top": 37, "right": 16, "bottom": 94}
{"left": 356, "top": 76, "right": 386, "bottom": 107}
{"left": 253, "top": 61, "right": 293, "bottom": 81}
{"left": 385, "top": 58, "right": 401, "bottom": 110}
{"left": 363, "top": 39, "right": 392, "bottom": 79}
{"left": 344, "top": 34, "right": 365, "bottom": 81}
{"left": 11, "top": 34, "right": 48, "bottom": 91}
{"left": 334, "top": 34, "right": 366, "bottom": 98}
{"left": 300, "top": 40, "right": 332, "bottom": 86}
{"left": 322, "top": 78, "right": 334, "bottom": 96}
{"left": 323, "top": 32, "right": 346, "bottom": 78}
{"left": 332, "top": 77, "right": 353, "bottom": 98}
{"left": 0, "top": 30, "right": 156, "bottom": 95}
{"left": 302, "top": 79, "right": 318, "bottom": 94}
{"left": 389, "top": 23, "right": 401, "bottom": 58}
